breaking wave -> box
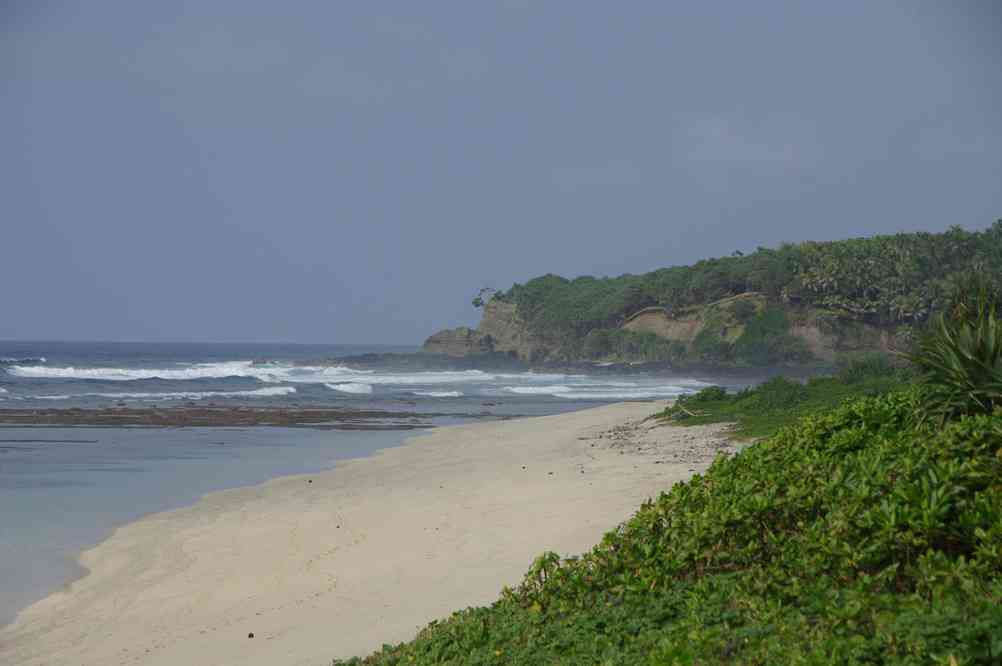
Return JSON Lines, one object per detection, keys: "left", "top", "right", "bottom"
{"left": 0, "top": 357, "right": 46, "bottom": 365}
{"left": 5, "top": 358, "right": 712, "bottom": 404}
{"left": 325, "top": 383, "right": 373, "bottom": 395}
{"left": 7, "top": 361, "right": 495, "bottom": 386}
{"left": 30, "top": 387, "right": 296, "bottom": 401}
{"left": 503, "top": 384, "right": 696, "bottom": 400}
{"left": 504, "top": 385, "right": 574, "bottom": 395}
{"left": 7, "top": 361, "right": 263, "bottom": 381}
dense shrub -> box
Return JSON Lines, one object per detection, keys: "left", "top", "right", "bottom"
{"left": 835, "top": 352, "right": 899, "bottom": 383}
{"left": 581, "top": 329, "right": 687, "bottom": 362}
{"left": 691, "top": 328, "right": 730, "bottom": 362}
{"left": 731, "top": 307, "right": 812, "bottom": 365}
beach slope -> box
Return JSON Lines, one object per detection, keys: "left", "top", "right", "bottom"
{"left": 0, "top": 403, "right": 732, "bottom": 665}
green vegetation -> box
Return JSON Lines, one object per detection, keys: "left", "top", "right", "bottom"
{"left": 730, "top": 307, "right": 812, "bottom": 366}
{"left": 339, "top": 305, "right": 1002, "bottom": 664}
{"left": 658, "top": 355, "right": 913, "bottom": 438}
{"left": 494, "top": 222, "right": 1002, "bottom": 363}
{"left": 581, "top": 329, "right": 687, "bottom": 363}
{"left": 907, "top": 274, "right": 1002, "bottom": 424}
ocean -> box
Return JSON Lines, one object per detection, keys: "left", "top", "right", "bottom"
{"left": 0, "top": 340, "right": 731, "bottom": 627}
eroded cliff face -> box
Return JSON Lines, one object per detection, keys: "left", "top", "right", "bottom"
{"left": 622, "top": 295, "right": 911, "bottom": 362}
{"left": 789, "top": 313, "right": 912, "bottom": 361}
{"left": 423, "top": 295, "right": 911, "bottom": 365}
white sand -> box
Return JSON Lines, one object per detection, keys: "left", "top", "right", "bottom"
{"left": 0, "top": 403, "right": 734, "bottom": 665}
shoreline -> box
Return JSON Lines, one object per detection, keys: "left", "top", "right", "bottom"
{"left": 0, "top": 402, "right": 736, "bottom": 665}
{"left": 0, "top": 426, "right": 422, "bottom": 631}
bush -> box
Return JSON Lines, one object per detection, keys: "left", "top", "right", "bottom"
{"left": 908, "top": 279, "right": 1002, "bottom": 422}
{"left": 658, "top": 370, "right": 910, "bottom": 438}
{"left": 685, "top": 385, "right": 728, "bottom": 403}
{"left": 732, "top": 307, "right": 813, "bottom": 365}
{"left": 692, "top": 328, "right": 731, "bottom": 361}
{"left": 731, "top": 298, "right": 758, "bottom": 322}
{"left": 581, "top": 329, "right": 686, "bottom": 362}
{"left": 835, "top": 352, "right": 897, "bottom": 383}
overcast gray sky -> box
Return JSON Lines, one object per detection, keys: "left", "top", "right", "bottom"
{"left": 3, "top": 1, "right": 1001, "bottom": 344}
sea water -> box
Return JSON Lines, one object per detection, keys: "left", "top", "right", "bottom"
{"left": 0, "top": 341, "right": 729, "bottom": 627}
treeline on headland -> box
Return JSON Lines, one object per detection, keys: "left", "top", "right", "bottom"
{"left": 341, "top": 258, "right": 1002, "bottom": 664}
{"left": 430, "top": 221, "right": 1002, "bottom": 366}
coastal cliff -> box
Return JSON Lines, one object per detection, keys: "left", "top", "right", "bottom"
{"left": 424, "top": 222, "right": 1002, "bottom": 367}
{"left": 424, "top": 291, "right": 909, "bottom": 366}
{"left": 423, "top": 301, "right": 552, "bottom": 362}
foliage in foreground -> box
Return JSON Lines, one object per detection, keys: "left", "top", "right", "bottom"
{"left": 907, "top": 274, "right": 1002, "bottom": 424}
{"left": 339, "top": 388, "right": 1002, "bottom": 664}
{"left": 658, "top": 355, "right": 913, "bottom": 438}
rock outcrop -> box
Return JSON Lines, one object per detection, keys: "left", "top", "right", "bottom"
{"left": 422, "top": 327, "right": 494, "bottom": 357}
{"left": 423, "top": 300, "right": 549, "bottom": 361}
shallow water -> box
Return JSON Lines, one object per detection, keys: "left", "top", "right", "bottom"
{"left": 0, "top": 426, "right": 419, "bottom": 627}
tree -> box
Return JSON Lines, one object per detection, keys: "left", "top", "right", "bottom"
{"left": 472, "top": 287, "right": 497, "bottom": 309}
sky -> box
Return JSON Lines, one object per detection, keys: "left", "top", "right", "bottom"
{"left": 3, "top": 1, "right": 1001, "bottom": 344}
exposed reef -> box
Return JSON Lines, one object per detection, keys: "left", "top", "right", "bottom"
{"left": 0, "top": 406, "right": 463, "bottom": 429}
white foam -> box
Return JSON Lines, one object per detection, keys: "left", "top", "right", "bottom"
{"left": 31, "top": 387, "right": 296, "bottom": 401}
{"left": 550, "top": 390, "right": 684, "bottom": 400}
{"left": 333, "top": 370, "right": 491, "bottom": 386}
{"left": 503, "top": 385, "right": 573, "bottom": 395}
{"left": 325, "top": 383, "right": 373, "bottom": 395}
{"left": 8, "top": 361, "right": 496, "bottom": 387}
{"left": 7, "top": 359, "right": 713, "bottom": 404}
{"left": 0, "top": 387, "right": 8, "bottom": 394}
{"left": 503, "top": 384, "right": 694, "bottom": 400}
{"left": 492, "top": 372, "right": 574, "bottom": 381}
{"left": 8, "top": 361, "right": 263, "bottom": 381}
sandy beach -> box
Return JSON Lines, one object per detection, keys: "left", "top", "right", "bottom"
{"left": 0, "top": 402, "right": 734, "bottom": 666}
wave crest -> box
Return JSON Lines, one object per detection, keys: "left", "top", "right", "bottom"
{"left": 30, "top": 387, "right": 296, "bottom": 401}
{"left": 0, "top": 357, "right": 46, "bottom": 365}
{"left": 7, "top": 361, "right": 495, "bottom": 386}
{"left": 325, "top": 383, "right": 373, "bottom": 395}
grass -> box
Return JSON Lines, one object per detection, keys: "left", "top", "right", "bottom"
{"left": 654, "top": 356, "right": 913, "bottom": 439}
